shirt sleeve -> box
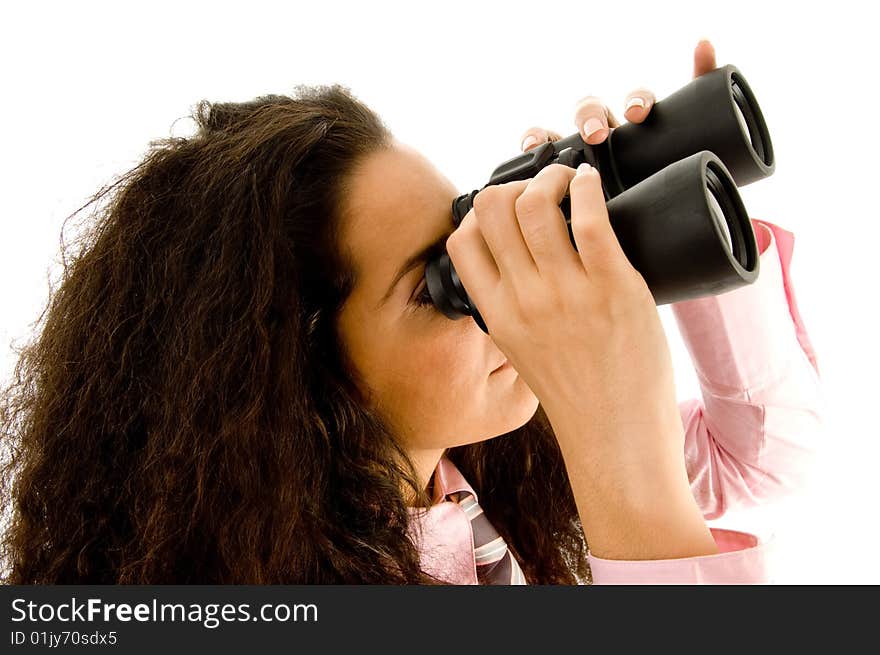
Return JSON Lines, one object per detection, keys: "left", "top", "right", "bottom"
{"left": 587, "top": 527, "right": 773, "bottom": 584}
{"left": 672, "top": 218, "right": 825, "bottom": 520}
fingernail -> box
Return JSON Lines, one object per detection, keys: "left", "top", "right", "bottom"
{"left": 576, "top": 162, "right": 592, "bottom": 176}
{"left": 582, "top": 117, "right": 605, "bottom": 140}
{"left": 521, "top": 135, "right": 539, "bottom": 151}
{"left": 625, "top": 96, "right": 646, "bottom": 112}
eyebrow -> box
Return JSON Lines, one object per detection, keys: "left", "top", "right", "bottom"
{"left": 376, "top": 229, "right": 454, "bottom": 309}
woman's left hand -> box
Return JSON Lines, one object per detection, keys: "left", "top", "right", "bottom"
{"left": 518, "top": 38, "right": 718, "bottom": 152}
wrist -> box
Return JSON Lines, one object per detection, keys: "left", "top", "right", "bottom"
{"left": 544, "top": 411, "right": 718, "bottom": 561}
{"left": 579, "top": 475, "right": 718, "bottom": 561}
{"left": 545, "top": 403, "right": 689, "bottom": 504}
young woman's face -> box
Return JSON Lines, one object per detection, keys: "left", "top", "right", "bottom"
{"left": 336, "top": 139, "right": 539, "bottom": 475}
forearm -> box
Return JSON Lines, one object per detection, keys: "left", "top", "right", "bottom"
{"left": 546, "top": 408, "right": 719, "bottom": 561}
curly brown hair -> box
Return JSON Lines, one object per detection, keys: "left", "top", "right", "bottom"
{"left": 0, "top": 84, "right": 589, "bottom": 584}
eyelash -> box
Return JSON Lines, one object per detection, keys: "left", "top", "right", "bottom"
{"left": 411, "top": 279, "right": 435, "bottom": 309}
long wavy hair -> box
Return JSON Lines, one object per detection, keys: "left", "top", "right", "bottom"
{"left": 0, "top": 84, "right": 589, "bottom": 584}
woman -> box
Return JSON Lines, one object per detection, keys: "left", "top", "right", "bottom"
{"left": 0, "top": 40, "right": 822, "bottom": 584}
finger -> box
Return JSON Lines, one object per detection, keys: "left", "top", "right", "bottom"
{"left": 471, "top": 181, "right": 541, "bottom": 283}
{"left": 513, "top": 164, "right": 585, "bottom": 277}
{"left": 520, "top": 127, "right": 564, "bottom": 152}
{"left": 623, "top": 87, "right": 657, "bottom": 124}
{"left": 568, "top": 163, "right": 630, "bottom": 277}
{"left": 573, "top": 95, "right": 612, "bottom": 145}
{"left": 445, "top": 208, "right": 501, "bottom": 315}
{"left": 694, "top": 38, "right": 717, "bottom": 78}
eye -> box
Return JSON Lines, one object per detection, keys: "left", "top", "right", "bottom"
{"left": 410, "top": 277, "right": 435, "bottom": 309}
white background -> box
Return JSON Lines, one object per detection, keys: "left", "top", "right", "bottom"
{"left": 2, "top": 0, "right": 877, "bottom": 582}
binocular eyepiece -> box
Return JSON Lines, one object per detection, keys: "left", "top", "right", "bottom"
{"left": 425, "top": 64, "right": 774, "bottom": 334}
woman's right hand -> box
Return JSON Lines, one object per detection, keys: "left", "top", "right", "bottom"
{"left": 446, "top": 162, "right": 715, "bottom": 558}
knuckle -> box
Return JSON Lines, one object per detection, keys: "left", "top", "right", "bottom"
{"left": 574, "top": 94, "right": 603, "bottom": 111}
{"left": 624, "top": 268, "right": 653, "bottom": 299}
{"left": 447, "top": 219, "right": 478, "bottom": 251}
{"left": 532, "top": 163, "right": 574, "bottom": 187}
{"left": 570, "top": 206, "right": 605, "bottom": 235}
{"left": 568, "top": 169, "right": 594, "bottom": 189}
{"left": 454, "top": 208, "right": 475, "bottom": 233}
{"left": 545, "top": 162, "right": 572, "bottom": 176}
{"left": 607, "top": 259, "right": 649, "bottom": 296}
{"left": 473, "top": 180, "right": 527, "bottom": 216}
{"left": 472, "top": 186, "right": 501, "bottom": 214}
{"left": 445, "top": 229, "right": 463, "bottom": 255}
{"left": 575, "top": 102, "right": 608, "bottom": 123}
{"left": 522, "top": 223, "right": 551, "bottom": 253}
{"left": 515, "top": 191, "right": 549, "bottom": 219}
{"left": 570, "top": 219, "right": 602, "bottom": 246}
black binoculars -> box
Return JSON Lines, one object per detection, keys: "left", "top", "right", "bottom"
{"left": 425, "top": 64, "right": 775, "bottom": 334}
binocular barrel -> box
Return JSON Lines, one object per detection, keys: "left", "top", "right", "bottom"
{"left": 425, "top": 64, "right": 775, "bottom": 334}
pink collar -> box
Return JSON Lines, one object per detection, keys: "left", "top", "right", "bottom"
{"left": 407, "top": 454, "right": 480, "bottom": 584}
{"left": 429, "top": 453, "right": 478, "bottom": 505}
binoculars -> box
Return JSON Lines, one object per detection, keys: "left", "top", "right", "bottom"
{"left": 425, "top": 64, "right": 775, "bottom": 334}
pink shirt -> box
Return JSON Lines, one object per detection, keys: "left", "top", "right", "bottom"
{"left": 407, "top": 218, "right": 823, "bottom": 584}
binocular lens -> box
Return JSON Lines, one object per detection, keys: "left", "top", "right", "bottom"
{"left": 731, "top": 73, "right": 771, "bottom": 167}
{"left": 732, "top": 99, "right": 751, "bottom": 156}
{"left": 706, "top": 185, "right": 732, "bottom": 253}
{"left": 705, "top": 161, "right": 751, "bottom": 271}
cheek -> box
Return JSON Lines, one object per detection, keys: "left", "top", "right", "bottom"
{"left": 393, "top": 325, "right": 479, "bottom": 401}
{"left": 374, "top": 320, "right": 488, "bottom": 429}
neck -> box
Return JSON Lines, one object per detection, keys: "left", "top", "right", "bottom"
{"left": 403, "top": 447, "right": 446, "bottom": 508}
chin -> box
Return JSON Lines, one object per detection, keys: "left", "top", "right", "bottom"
{"left": 493, "top": 390, "right": 541, "bottom": 437}
{"left": 517, "top": 393, "right": 541, "bottom": 427}
{"left": 444, "top": 380, "right": 541, "bottom": 448}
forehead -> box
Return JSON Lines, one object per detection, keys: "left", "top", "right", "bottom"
{"left": 341, "top": 141, "right": 458, "bottom": 288}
